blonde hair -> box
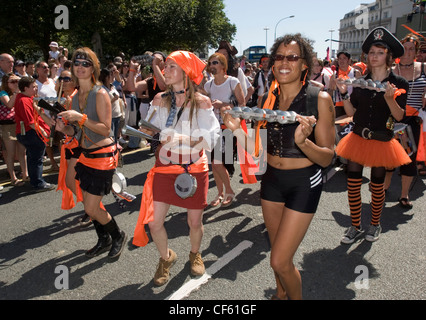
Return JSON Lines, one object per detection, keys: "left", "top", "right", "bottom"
{"left": 208, "top": 52, "right": 228, "bottom": 73}
{"left": 71, "top": 47, "right": 101, "bottom": 86}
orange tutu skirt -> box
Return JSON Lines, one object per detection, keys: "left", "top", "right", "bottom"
{"left": 336, "top": 132, "right": 411, "bottom": 169}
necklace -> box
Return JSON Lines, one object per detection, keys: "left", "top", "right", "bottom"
{"left": 399, "top": 62, "right": 414, "bottom": 67}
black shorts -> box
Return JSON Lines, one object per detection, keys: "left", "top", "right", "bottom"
{"left": 260, "top": 164, "right": 323, "bottom": 214}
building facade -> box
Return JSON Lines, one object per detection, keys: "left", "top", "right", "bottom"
{"left": 338, "top": 0, "right": 414, "bottom": 61}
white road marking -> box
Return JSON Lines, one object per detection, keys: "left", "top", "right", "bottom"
{"left": 166, "top": 240, "right": 253, "bottom": 300}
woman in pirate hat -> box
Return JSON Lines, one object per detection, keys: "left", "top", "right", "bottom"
{"left": 335, "top": 27, "right": 411, "bottom": 244}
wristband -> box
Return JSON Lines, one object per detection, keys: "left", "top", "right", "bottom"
{"left": 129, "top": 69, "right": 138, "bottom": 73}
{"left": 342, "top": 92, "right": 350, "bottom": 100}
{"left": 78, "top": 114, "right": 88, "bottom": 127}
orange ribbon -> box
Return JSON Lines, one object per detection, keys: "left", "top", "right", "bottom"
{"left": 133, "top": 154, "right": 209, "bottom": 247}
{"left": 254, "top": 79, "right": 279, "bottom": 158}
{"left": 394, "top": 88, "right": 406, "bottom": 100}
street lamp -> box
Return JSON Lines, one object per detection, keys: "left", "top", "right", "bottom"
{"left": 328, "top": 29, "right": 335, "bottom": 59}
{"left": 264, "top": 27, "right": 270, "bottom": 52}
{"left": 274, "top": 15, "right": 295, "bottom": 40}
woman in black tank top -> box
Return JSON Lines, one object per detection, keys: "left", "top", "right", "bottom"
{"left": 222, "top": 34, "right": 335, "bottom": 300}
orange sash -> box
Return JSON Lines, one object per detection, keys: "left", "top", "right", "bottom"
{"left": 418, "top": 123, "right": 426, "bottom": 162}
{"left": 237, "top": 120, "right": 258, "bottom": 184}
{"left": 56, "top": 137, "right": 83, "bottom": 210}
{"left": 77, "top": 144, "right": 118, "bottom": 170}
{"left": 133, "top": 155, "right": 209, "bottom": 247}
{"left": 406, "top": 105, "right": 419, "bottom": 117}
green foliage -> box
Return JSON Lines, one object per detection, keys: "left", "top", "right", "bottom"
{"left": 0, "top": 0, "right": 236, "bottom": 62}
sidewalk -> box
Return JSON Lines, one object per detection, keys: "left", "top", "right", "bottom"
{"left": 0, "top": 152, "right": 61, "bottom": 186}
{"left": 0, "top": 142, "right": 151, "bottom": 186}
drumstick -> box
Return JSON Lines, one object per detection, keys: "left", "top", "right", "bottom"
{"left": 57, "top": 81, "right": 63, "bottom": 103}
{"left": 147, "top": 108, "right": 157, "bottom": 123}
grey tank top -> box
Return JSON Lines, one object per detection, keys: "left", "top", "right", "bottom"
{"left": 72, "top": 85, "right": 113, "bottom": 147}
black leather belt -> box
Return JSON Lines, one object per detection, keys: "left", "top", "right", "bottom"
{"left": 82, "top": 142, "right": 117, "bottom": 158}
{"left": 353, "top": 124, "right": 393, "bottom": 142}
{"left": 83, "top": 149, "right": 118, "bottom": 158}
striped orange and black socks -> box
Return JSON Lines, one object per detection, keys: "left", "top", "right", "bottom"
{"left": 347, "top": 177, "right": 363, "bottom": 229}
{"left": 370, "top": 182, "right": 385, "bottom": 226}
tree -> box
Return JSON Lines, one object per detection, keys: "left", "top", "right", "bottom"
{"left": 0, "top": 0, "right": 236, "bottom": 62}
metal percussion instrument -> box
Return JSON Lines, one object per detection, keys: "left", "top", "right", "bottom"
{"left": 34, "top": 97, "right": 67, "bottom": 104}
{"left": 138, "top": 119, "right": 161, "bottom": 133}
{"left": 174, "top": 172, "right": 197, "bottom": 199}
{"left": 112, "top": 171, "right": 136, "bottom": 202}
{"left": 224, "top": 106, "right": 298, "bottom": 124}
{"left": 336, "top": 78, "right": 388, "bottom": 92}
{"left": 121, "top": 125, "right": 160, "bottom": 141}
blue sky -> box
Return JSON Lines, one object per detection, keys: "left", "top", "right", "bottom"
{"left": 219, "top": 0, "right": 372, "bottom": 59}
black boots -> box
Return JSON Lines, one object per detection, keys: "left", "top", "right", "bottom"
{"left": 85, "top": 218, "right": 127, "bottom": 260}
{"left": 103, "top": 217, "right": 127, "bottom": 260}
{"left": 85, "top": 220, "right": 112, "bottom": 258}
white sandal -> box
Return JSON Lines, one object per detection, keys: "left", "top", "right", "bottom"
{"left": 221, "top": 193, "right": 235, "bottom": 208}
{"left": 210, "top": 194, "right": 223, "bottom": 207}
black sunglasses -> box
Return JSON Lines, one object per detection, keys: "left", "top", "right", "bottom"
{"left": 73, "top": 60, "right": 93, "bottom": 68}
{"left": 274, "top": 54, "right": 304, "bottom": 62}
{"left": 208, "top": 60, "right": 220, "bottom": 66}
{"left": 58, "top": 76, "right": 72, "bottom": 82}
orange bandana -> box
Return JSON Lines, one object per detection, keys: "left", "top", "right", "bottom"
{"left": 167, "top": 51, "right": 206, "bottom": 85}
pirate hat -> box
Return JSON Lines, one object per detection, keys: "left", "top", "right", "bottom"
{"left": 362, "top": 27, "right": 404, "bottom": 58}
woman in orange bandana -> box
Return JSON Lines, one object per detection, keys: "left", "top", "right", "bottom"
{"left": 132, "top": 51, "right": 220, "bottom": 286}
{"left": 56, "top": 47, "right": 127, "bottom": 261}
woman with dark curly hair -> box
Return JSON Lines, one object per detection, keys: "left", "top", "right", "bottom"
{"left": 222, "top": 34, "right": 335, "bottom": 299}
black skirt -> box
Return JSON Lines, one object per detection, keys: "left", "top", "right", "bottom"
{"left": 75, "top": 162, "right": 115, "bottom": 196}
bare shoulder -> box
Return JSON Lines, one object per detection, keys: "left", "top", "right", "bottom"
{"left": 96, "top": 87, "right": 110, "bottom": 102}
{"left": 195, "top": 92, "right": 212, "bottom": 110}
{"left": 152, "top": 92, "right": 164, "bottom": 106}
{"left": 318, "top": 91, "right": 335, "bottom": 120}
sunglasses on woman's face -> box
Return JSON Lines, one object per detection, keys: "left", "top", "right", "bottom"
{"left": 73, "top": 60, "right": 93, "bottom": 68}
{"left": 8, "top": 80, "right": 19, "bottom": 84}
{"left": 58, "top": 76, "right": 72, "bottom": 82}
{"left": 208, "top": 60, "right": 220, "bottom": 66}
{"left": 274, "top": 54, "right": 303, "bottom": 62}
